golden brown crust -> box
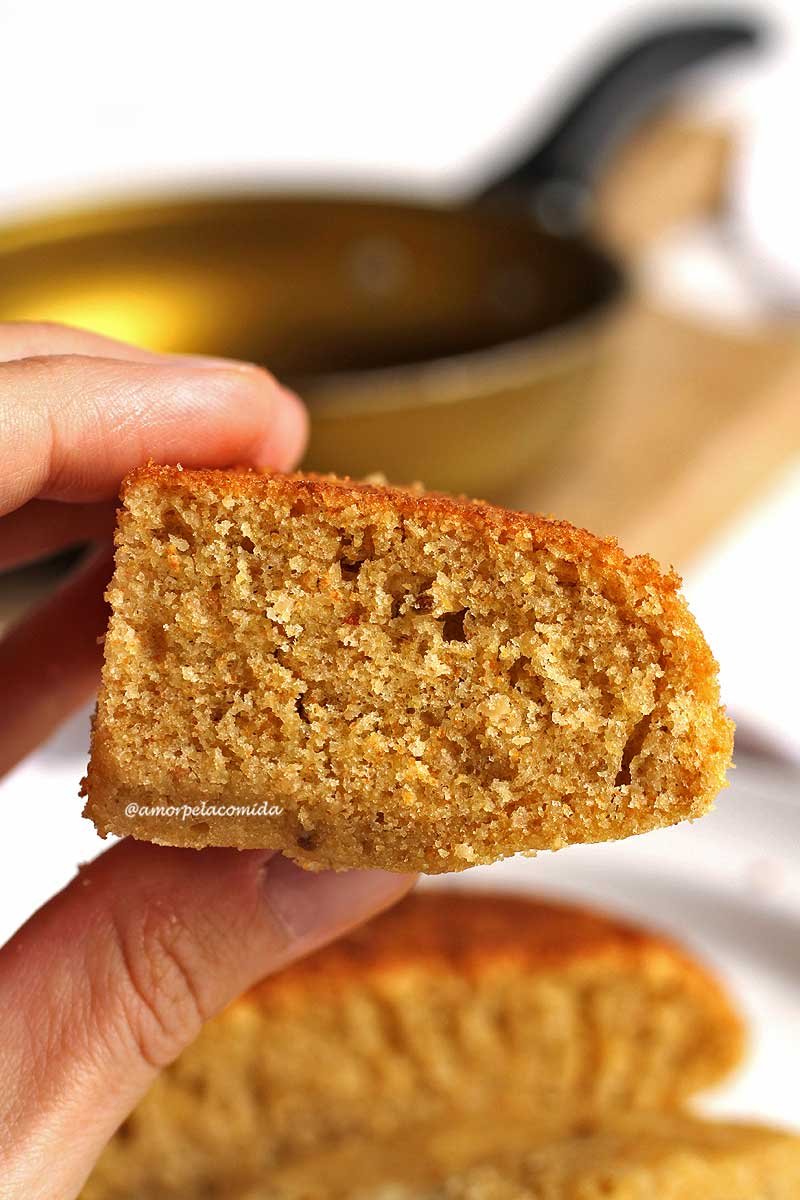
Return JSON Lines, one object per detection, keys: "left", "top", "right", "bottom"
{"left": 122, "top": 463, "right": 682, "bottom": 594}
{"left": 242, "top": 889, "right": 733, "bottom": 1006}
{"left": 238, "top": 891, "right": 745, "bottom": 1085}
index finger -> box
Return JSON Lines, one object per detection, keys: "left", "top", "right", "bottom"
{"left": 0, "top": 344, "right": 307, "bottom": 515}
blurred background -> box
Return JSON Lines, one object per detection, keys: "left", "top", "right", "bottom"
{"left": 0, "top": 0, "right": 798, "bottom": 1125}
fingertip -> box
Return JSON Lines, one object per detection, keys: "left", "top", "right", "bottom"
{"left": 198, "top": 360, "right": 308, "bottom": 472}
{"left": 252, "top": 382, "right": 309, "bottom": 473}
{"left": 2, "top": 350, "right": 312, "bottom": 511}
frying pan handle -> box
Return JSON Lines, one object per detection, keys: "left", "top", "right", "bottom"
{"left": 478, "top": 17, "right": 763, "bottom": 233}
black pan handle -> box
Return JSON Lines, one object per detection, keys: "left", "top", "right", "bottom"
{"left": 478, "top": 16, "right": 763, "bottom": 233}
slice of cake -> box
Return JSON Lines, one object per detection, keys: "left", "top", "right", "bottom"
{"left": 81, "top": 892, "right": 744, "bottom": 1199}
{"left": 85, "top": 1115, "right": 800, "bottom": 1200}
{"left": 82, "top": 466, "right": 733, "bottom": 871}
{"left": 395, "top": 1116, "right": 800, "bottom": 1200}
{"left": 258, "top": 1115, "right": 800, "bottom": 1200}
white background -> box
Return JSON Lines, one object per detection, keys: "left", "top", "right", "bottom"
{"left": 0, "top": 0, "right": 798, "bottom": 1129}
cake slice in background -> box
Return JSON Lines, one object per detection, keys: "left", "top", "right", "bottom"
{"left": 81, "top": 891, "right": 744, "bottom": 1199}
{"left": 260, "top": 1113, "right": 800, "bottom": 1200}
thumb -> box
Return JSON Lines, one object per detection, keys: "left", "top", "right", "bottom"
{"left": 0, "top": 839, "right": 415, "bottom": 1200}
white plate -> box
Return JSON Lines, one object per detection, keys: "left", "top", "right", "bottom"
{"left": 2, "top": 723, "right": 798, "bottom": 1127}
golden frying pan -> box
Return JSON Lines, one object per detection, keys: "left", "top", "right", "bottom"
{"left": 0, "top": 20, "right": 758, "bottom": 502}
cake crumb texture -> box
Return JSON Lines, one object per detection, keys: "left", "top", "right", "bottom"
{"left": 81, "top": 892, "right": 745, "bottom": 1199}
{"left": 83, "top": 466, "right": 733, "bottom": 871}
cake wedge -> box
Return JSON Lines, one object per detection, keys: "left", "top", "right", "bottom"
{"left": 86, "top": 1115, "right": 800, "bottom": 1200}
{"left": 81, "top": 891, "right": 744, "bottom": 1199}
{"left": 82, "top": 466, "right": 733, "bottom": 871}
{"left": 266, "top": 1115, "right": 800, "bottom": 1200}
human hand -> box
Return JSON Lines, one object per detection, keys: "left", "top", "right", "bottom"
{"left": 0, "top": 323, "right": 416, "bottom": 1199}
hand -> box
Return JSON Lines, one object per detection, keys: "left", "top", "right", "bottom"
{"left": 0, "top": 324, "right": 416, "bottom": 1200}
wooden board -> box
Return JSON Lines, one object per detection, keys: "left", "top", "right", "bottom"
{"left": 507, "top": 111, "right": 800, "bottom": 569}
{"left": 515, "top": 301, "right": 800, "bottom": 569}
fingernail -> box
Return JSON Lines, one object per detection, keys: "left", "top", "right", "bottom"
{"left": 262, "top": 855, "right": 414, "bottom": 946}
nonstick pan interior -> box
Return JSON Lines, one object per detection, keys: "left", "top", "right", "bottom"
{"left": 0, "top": 194, "right": 618, "bottom": 379}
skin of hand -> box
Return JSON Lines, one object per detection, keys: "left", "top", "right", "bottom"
{"left": 0, "top": 323, "right": 417, "bottom": 1200}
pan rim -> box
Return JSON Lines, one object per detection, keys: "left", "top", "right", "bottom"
{"left": 0, "top": 186, "right": 626, "bottom": 414}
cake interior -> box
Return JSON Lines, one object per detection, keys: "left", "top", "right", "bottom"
{"left": 86, "top": 471, "right": 730, "bottom": 869}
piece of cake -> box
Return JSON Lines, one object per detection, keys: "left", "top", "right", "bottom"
{"left": 85, "top": 1115, "right": 800, "bottom": 1200}
{"left": 82, "top": 467, "right": 732, "bottom": 871}
{"left": 407, "top": 1116, "right": 800, "bottom": 1200}
{"left": 81, "top": 892, "right": 744, "bottom": 1199}
{"left": 263, "top": 1115, "right": 800, "bottom": 1200}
